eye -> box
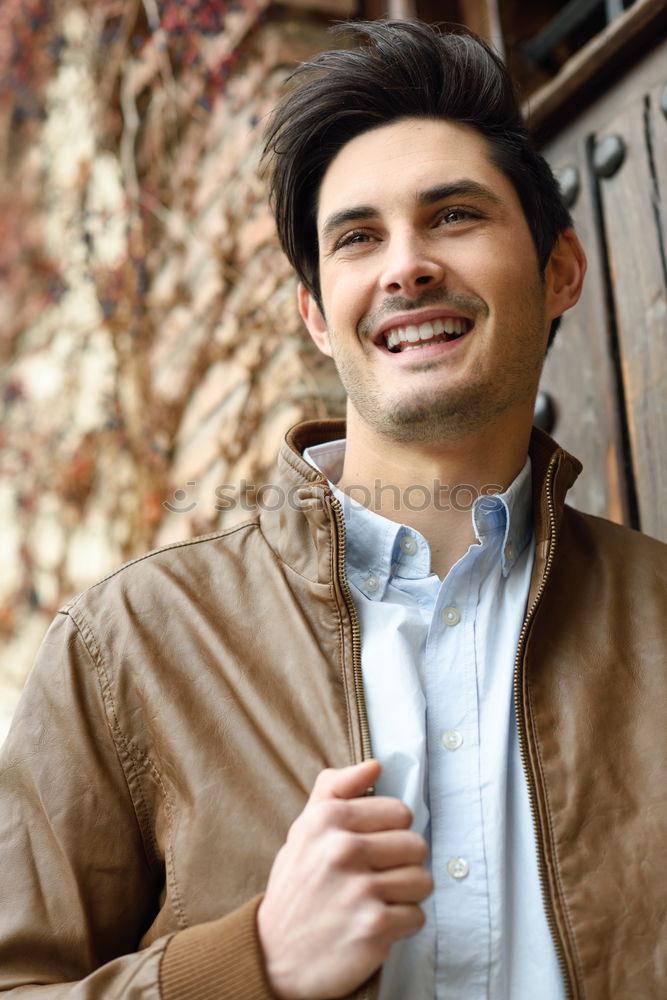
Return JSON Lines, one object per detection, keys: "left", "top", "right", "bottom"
{"left": 438, "top": 207, "right": 480, "bottom": 225}
{"left": 334, "top": 229, "right": 375, "bottom": 250}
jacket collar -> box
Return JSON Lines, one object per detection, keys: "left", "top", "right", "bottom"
{"left": 268, "top": 419, "right": 582, "bottom": 583}
{"left": 281, "top": 420, "right": 347, "bottom": 480}
{"left": 528, "top": 425, "right": 582, "bottom": 541}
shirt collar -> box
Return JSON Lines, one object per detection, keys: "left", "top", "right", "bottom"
{"left": 303, "top": 439, "right": 533, "bottom": 595}
{"left": 473, "top": 457, "right": 533, "bottom": 577}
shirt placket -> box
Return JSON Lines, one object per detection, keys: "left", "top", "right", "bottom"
{"left": 425, "top": 552, "right": 492, "bottom": 1000}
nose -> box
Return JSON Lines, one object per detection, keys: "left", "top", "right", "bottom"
{"left": 379, "top": 232, "right": 445, "bottom": 297}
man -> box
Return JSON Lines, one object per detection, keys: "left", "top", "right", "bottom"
{"left": 1, "top": 18, "right": 666, "bottom": 1000}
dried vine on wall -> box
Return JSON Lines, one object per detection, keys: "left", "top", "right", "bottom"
{"left": 0, "top": 0, "right": 344, "bottom": 736}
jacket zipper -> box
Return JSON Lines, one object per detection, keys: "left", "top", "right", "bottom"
{"left": 513, "top": 453, "right": 574, "bottom": 1000}
{"left": 329, "top": 493, "right": 373, "bottom": 763}
{"left": 329, "top": 493, "right": 376, "bottom": 1000}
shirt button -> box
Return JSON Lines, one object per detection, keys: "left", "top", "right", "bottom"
{"left": 400, "top": 535, "right": 417, "bottom": 555}
{"left": 442, "top": 606, "right": 460, "bottom": 627}
{"left": 504, "top": 543, "right": 515, "bottom": 562}
{"left": 442, "top": 730, "right": 463, "bottom": 751}
{"left": 447, "top": 857, "right": 470, "bottom": 880}
{"left": 365, "top": 574, "right": 380, "bottom": 593}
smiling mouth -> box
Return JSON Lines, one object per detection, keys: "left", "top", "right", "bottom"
{"left": 384, "top": 317, "right": 473, "bottom": 353}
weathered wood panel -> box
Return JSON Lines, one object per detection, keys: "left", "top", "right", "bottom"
{"left": 526, "top": 0, "right": 667, "bottom": 139}
{"left": 537, "top": 36, "right": 667, "bottom": 530}
{"left": 596, "top": 94, "right": 667, "bottom": 541}
{"left": 539, "top": 133, "right": 630, "bottom": 524}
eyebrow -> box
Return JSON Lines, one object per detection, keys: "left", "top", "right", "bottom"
{"left": 320, "top": 206, "right": 377, "bottom": 245}
{"left": 320, "top": 180, "right": 504, "bottom": 245}
{"left": 418, "top": 181, "right": 503, "bottom": 209}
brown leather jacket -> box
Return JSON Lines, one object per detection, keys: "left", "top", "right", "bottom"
{"left": 1, "top": 421, "right": 666, "bottom": 1000}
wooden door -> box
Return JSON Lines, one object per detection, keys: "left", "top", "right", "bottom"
{"left": 539, "top": 39, "right": 667, "bottom": 540}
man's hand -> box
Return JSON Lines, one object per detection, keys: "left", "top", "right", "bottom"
{"left": 256, "top": 759, "right": 433, "bottom": 999}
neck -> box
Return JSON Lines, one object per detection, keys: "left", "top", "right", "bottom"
{"left": 337, "top": 410, "right": 532, "bottom": 579}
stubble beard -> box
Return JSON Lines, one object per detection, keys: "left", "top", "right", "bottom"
{"left": 339, "top": 355, "right": 522, "bottom": 444}
{"left": 328, "top": 288, "right": 548, "bottom": 445}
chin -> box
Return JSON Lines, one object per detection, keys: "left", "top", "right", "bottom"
{"left": 360, "top": 404, "right": 477, "bottom": 444}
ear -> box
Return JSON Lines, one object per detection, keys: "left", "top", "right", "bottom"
{"left": 544, "top": 229, "right": 587, "bottom": 320}
{"left": 297, "top": 283, "right": 333, "bottom": 358}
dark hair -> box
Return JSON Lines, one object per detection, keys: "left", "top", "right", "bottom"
{"left": 262, "top": 19, "right": 572, "bottom": 342}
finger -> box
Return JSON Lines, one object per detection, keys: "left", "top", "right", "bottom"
{"left": 325, "top": 796, "right": 412, "bottom": 834}
{"left": 372, "top": 865, "right": 434, "bottom": 905}
{"left": 369, "top": 901, "right": 428, "bottom": 943}
{"left": 362, "top": 829, "right": 428, "bottom": 868}
{"left": 309, "top": 759, "right": 382, "bottom": 804}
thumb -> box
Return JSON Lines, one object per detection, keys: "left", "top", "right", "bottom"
{"left": 310, "top": 759, "right": 381, "bottom": 804}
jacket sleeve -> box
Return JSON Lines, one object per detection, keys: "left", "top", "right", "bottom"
{"left": 0, "top": 612, "right": 276, "bottom": 1000}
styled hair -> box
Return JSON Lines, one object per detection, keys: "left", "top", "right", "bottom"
{"left": 262, "top": 19, "right": 572, "bottom": 341}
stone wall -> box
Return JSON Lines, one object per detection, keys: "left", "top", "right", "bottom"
{"left": 0, "top": 0, "right": 346, "bottom": 742}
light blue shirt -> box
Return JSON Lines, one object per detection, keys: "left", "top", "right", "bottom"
{"left": 304, "top": 440, "right": 564, "bottom": 1000}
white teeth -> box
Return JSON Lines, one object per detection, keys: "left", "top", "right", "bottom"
{"left": 384, "top": 317, "right": 469, "bottom": 351}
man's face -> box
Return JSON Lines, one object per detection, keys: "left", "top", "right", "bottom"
{"left": 299, "top": 117, "right": 578, "bottom": 445}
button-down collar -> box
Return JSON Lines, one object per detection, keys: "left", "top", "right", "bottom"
{"left": 473, "top": 459, "right": 533, "bottom": 577}
{"left": 303, "top": 439, "right": 532, "bottom": 589}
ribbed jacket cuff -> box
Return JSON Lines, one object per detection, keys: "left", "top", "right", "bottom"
{"left": 160, "top": 894, "right": 275, "bottom": 1000}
